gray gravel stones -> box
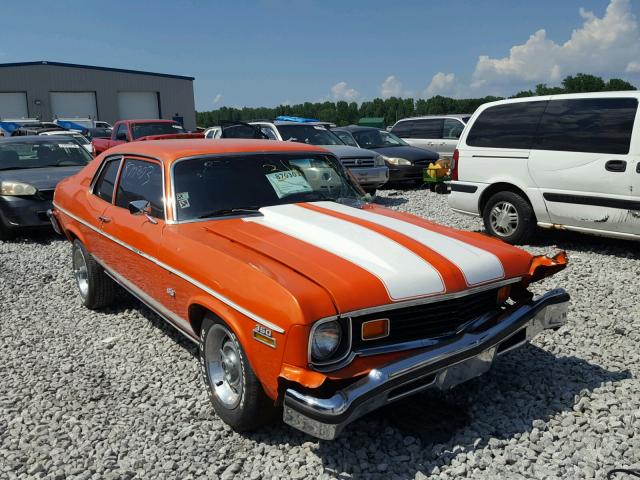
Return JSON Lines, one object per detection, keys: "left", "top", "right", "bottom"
{"left": 1, "top": 186, "right": 639, "bottom": 479}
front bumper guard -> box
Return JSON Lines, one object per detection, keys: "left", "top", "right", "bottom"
{"left": 283, "top": 289, "right": 570, "bottom": 440}
{"left": 47, "top": 209, "right": 63, "bottom": 235}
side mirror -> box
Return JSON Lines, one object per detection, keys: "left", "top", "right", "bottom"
{"left": 128, "top": 200, "right": 151, "bottom": 216}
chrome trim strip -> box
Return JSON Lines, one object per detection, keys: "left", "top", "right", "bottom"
{"left": 342, "top": 277, "right": 521, "bottom": 317}
{"left": 100, "top": 260, "right": 199, "bottom": 344}
{"left": 53, "top": 203, "right": 285, "bottom": 333}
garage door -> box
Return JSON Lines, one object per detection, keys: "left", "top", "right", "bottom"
{"left": 50, "top": 92, "right": 97, "bottom": 119}
{"left": 117, "top": 91, "right": 159, "bottom": 120}
{"left": 0, "top": 92, "right": 28, "bottom": 118}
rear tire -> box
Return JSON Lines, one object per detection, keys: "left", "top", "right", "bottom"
{"left": 482, "top": 191, "right": 536, "bottom": 244}
{"left": 72, "top": 240, "right": 116, "bottom": 309}
{"left": 199, "top": 315, "right": 276, "bottom": 431}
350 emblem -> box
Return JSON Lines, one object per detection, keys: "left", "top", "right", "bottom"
{"left": 253, "top": 325, "right": 276, "bottom": 348}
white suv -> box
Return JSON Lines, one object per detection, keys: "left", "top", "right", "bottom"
{"left": 448, "top": 92, "right": 640, "bottom": 244}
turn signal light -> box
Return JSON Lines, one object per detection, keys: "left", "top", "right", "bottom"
{"left": 361, "top": 319, "right": 390, "bottom": 341}
{"left": 497, "top": 286, "right": 511, "bottom": 304}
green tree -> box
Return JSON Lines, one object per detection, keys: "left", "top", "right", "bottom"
{"left": 562, "top": 73, "right": 606, "bottom": 93}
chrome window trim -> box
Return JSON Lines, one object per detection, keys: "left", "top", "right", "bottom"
{"left": 168, "top": 151, "right": 352, "bottom": 225}
{"left": 114, "top": 156, "right": 168, "bottom": 222}
{"left": 53, "top": 202, "right": 285, "bottom": 334}
{"left": 90, "top": 155, "right": 123, "bottom": 201}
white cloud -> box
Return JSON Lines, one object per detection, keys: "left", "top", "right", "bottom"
{"left": 213, "top": 93, "right": 223, "bottom": 105}
{"left": 425, "top": 72, "right": 457, "bottom": 96}
{"left": 379, "top": 75, "right": 404, "bottom": 98}
{"left": 329, "top": 81, "right": 360, "bottom": 101}
{"left": 471, "top": 0, "right": 640, "bottom": 90}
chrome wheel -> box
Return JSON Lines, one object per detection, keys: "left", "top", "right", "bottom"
{"left": 72, "top": 246, "right": 89, "bottom": 299}
{"left": 490, "top": 201, "right": 519, "bottom": 237}
{"left": 205, "top": 324, "right": 243, "bottom": 409}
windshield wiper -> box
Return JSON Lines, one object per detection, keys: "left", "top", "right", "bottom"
{"left": 197, "top": 207, "right": 262, "bottom": 219}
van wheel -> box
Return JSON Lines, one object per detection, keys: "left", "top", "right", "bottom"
{"left": 483, "top": 191, "right": 536, "bottom": 244}
{"left": 72, "top": 240, "right": 116, "bottom": 309}
{"left": 200, "top": 315, "right": 276, "bottom": 431}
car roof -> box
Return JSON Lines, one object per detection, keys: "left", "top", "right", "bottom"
{"left": 102, "top": 139, "right": 331, "bottom": 164}
{"left": 333, "top": 126, "right": 381, "bottom": 133}
{"left": 0, "top": 135, "right": 77, "bottom": 144}
{"left": 395, "top": 114, "right": 471, "bottom": 123}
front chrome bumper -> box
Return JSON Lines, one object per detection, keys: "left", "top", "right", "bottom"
{"left": 283, "top": 289, "right": 570, "bottom": 440}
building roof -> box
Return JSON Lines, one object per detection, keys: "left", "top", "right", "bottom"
{"left": 0, "top": 61, "right": 194, "bottom": 81}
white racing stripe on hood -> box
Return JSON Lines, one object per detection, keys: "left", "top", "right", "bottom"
{"left": 315, "top": 201, "right": 504, "bottom": 285}
{"left": 244, "top": 204, "right": 445, "bottom": 300}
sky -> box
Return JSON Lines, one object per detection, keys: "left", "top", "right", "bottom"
{"left": 1, "top": 0, "right": 639, "bottom": 110}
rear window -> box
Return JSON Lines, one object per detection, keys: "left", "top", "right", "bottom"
{"left": 533, "top": 98, "right": 637, "bottom": 155}
{"left": 131, "top": 122, "right": 185, "bottom": 139}
{"left": 466, "top": 101, "right": 547, "bottom": 149}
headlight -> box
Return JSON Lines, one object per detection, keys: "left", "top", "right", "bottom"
{"left": 311, "top": 320, "right": 342, "bottom": 361}
{"left": 0, "top": 181, "right": 37, "bottom": 196}
{"left": 381, "top": 155, "right": 411, "bottom": 166}
{"left": 374, "top": 154, "right": 386, "bottom": 167}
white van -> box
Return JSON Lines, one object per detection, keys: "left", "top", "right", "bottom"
{"left": 448, "top": 92, "right": 640, "bottom": 244}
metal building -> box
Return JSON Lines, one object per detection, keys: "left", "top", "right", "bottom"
{"left": 0, "top": 61, "right": 196, "bottom": 130}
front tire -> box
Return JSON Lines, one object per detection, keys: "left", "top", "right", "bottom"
{"left": 200, "top": 315, "right": 275, "bottom": 431}
{"left": 72, "top": 240, "right": 116, "bottom": 309}
{"left": 482, "top": 191, "right": 536, "bottom": 244}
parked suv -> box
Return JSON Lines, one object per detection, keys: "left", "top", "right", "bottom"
{"left": 241, "top": 119, "right": 389, "bottom": 193}
{"left": 448, "top": 92, "right": 640, "bottom": 244}
{"left": 390, "top": 114, "right": 470, "bottom": 157}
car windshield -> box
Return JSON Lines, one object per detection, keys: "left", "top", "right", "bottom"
{"left": 276, "top": 124, "right": 344, "bottom": 146}
{"left": 352, "top": 129, "right": 409, "bottom": 148}
{"left": 132, "top": 122, "right": 185, "bottom": 139}
{"left": 45, "top": 132, "right": 90, "bottom": 145}
{"left": 173, "top": 153, "right": 362, "bottom": 221}
{"left": 0, "top": 139, "right": 92, "bottom": 170}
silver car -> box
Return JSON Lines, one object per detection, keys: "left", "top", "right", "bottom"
{"left": 390, "top": 114, "right": 470, "bottom": 157}
{"left": 249, "top": 121, "right": 389, "bottom": 193}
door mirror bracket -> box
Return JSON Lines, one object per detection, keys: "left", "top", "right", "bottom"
{"left": 128, "top": 200, "right": 158, "bottom": 224}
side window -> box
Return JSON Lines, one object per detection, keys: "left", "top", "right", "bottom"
{"left": 466, "top": 101, "right": 547, "bottom": 149}
{"left": 335, "top": 131, "right": 358, "bottom": 147}
{"left": 115, "top": 159, "right": 164, "bottom": 218}
{"left": 115, "top": 124, "right": 129, "bottom": 141}
{"left": 205, "top": 130, "right": 214, "bottom": 139}
{"left": 260, "top": 127, "right": 277, "bottom": 140}
{"left": 93, "top": 158, "right": 121, "bottom": 203}
{"left": 443, "top": 118, "right": 464, "bottom": 139}
{"left": 390, "top": 120, "right": 414, "bottom": 137}
{"left": 412, "top": 119, "right": 444, "bottom": 139}
{"left": 534, "top": 98, "right": 638, "bottom": 155}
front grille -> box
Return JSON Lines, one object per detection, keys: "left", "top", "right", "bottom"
{"left": 413, "top": 159, "right": 430, "bottom": 166}
{"left": 351, "top": 288, "right": 500, "bottom": 350}
{"left": 341, "top": 157, "right": 375, "bottom": 168}
{"left": 38, "top": 189, "right": 55, "bottom": 201}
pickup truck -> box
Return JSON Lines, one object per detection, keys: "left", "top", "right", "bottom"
{"left": 92, "top": 119, "right": 202, "bottom": 155}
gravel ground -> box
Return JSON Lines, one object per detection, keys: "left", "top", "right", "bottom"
{"left": 1, "top": 187, "right": 639, "bottom": 479}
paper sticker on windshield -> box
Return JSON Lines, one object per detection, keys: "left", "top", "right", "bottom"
{"left": 266, "top": 170, "right": 313, "bottom": 198}
{"left": 58, "top": 143, "right": 80, "bottom": 148}
{"left": 313, "top": 125, "right": 326, "bottom": 130}
{"left": 172, "top": 124, "right": 183, "bottom": 129}
{"left": 177, "top": 192, "right": 190, "bottom": 209}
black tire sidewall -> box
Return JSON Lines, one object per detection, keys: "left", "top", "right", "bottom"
{"left": 483, "top": 191, "right": 535, "bottom": 244}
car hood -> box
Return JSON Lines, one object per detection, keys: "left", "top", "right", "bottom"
{"left": 373, "top": 145, "right": 439, "bottom": 162}
{"left": 200, "top": 201, "right": 535, "bottom": 314}
{"left": 0, "top": 165, "right": 84, "bottom": 190}
{"left": 320, "top": 145, "right": 377, "bottom": 159}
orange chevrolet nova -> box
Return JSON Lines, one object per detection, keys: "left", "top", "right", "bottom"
{"left": 50, "top": 139, "right": 570, "bottom": 439}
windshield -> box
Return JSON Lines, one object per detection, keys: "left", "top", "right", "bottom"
{"left": 132, "top": 122, "right": 185, "bottom": 139}
{"left": 0, "top": 140, "right": 92, "bottom": 170}
{"left": 352, "top": 129, "right": 409, "bottom": 148}
{"left": 276, "top": 124, "right": 344, "bottom": 146}
{"left": 44, "top": 132, "right": 90, "bottom": 145}
{"left": 173, "top": 153, "right": 362, "bottom": 221}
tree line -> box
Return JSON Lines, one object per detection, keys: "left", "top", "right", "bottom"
{"left": 196, "top": 74, "right": 636, "bottom": 128}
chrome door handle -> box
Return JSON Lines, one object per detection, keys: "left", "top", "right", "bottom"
{"left": 98, "top": 215, "right": 111, "bottom": 223}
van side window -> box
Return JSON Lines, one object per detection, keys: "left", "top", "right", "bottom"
{"left": 412, "top": 119, "right": 443, "bottom": 139}
{"left": 93, "top": 158, "right": 121, "bottom": 203}
{"left": 467, "top": 101, "right": 547, "bottom": 149}
{"left": 443, "top": 118, "right": 464, "bottom": 139}
{"left": 533, "top": 98, "right": 638, "bottom": 155}
{"left": 391, "top": 120, "right": 414, "bottom": 137}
